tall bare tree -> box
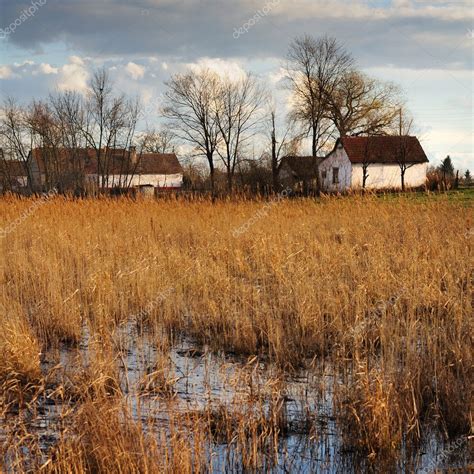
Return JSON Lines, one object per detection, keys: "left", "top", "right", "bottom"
{"left": 266, "top": 103, "right": 300, "bottom": 192}
{"left": 26, "top": 99, "right": 74, "bottom": 191}
{"left": 49, "top": 91, "right": 86, "bottom": 191}
{"left": 327, "top": 71, "right": 401, "bottom": 137}
{"left": 394, "top": 110, "right": 416, "bottom": 191}
{"left": 360, "top": 136, "right": 379, "bottom": 189}
{"left": 81, "top": 68, "right": 139, "bottom": 190}
{"left": 163, "top": 69, "right": 221, "bottom": 194}
{"left": 214, "top": 74, "right": 266, "bottom": 192}
{"left": 285, "top": 34, "right": 353, "bottom": 192}
{"left": 0, "top": 98, "right": 34, "bottom": 191}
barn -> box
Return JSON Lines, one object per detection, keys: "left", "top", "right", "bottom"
{"left": 319, "top": 136, "right": 429, "bottom": 192}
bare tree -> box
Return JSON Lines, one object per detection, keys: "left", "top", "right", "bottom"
{"left": 395, "top": 110, "right": 416, "bottom": 191}
{"left": 0, "top": 148, "right": 18, "bottom": 193}
{"left": 214, "top": 73, "right": 266, "bottom": 192}
{"left": 142, "top": 127, "right": 175, "bottom": 154}
{"left": 26, "top": 100, "right": 68, "bottom": 191}
{"left": 327, "top": 71, "right": 401, "bottom": 137}
{"left": 81, "top": 68, "right": 138, "bottom": 191}
{"left": 266, "top": 103, "right": 300, "bottom": 191}
{"left": 163, "top": 69, "right": 221, "bottom": 195}
{"left": 49, "top": 91, "right": 87, "bottom": 192}
{"left": 115, "top": 98, "right": 142, "bottom": 190}
{"left": 285, "top": 34, "right": 353, "bottom": 192}
{"left": 360, "top": 136, "right": 377, "bottom": 189}
{"left": 0, "top": 98, "right": 34, "bottom": 191}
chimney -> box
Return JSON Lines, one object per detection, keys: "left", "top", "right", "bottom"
{"left": 129, "top": 146, "right": 137, "bottom": 165}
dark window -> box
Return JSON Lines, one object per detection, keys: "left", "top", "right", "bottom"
{"left": 332, "top": 167, "right": 339, "bottom": 184}
{"left": 322, "top": 170, "right": 327, "bottom": 180}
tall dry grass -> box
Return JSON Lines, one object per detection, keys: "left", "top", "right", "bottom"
{"left": 0, "top": 193, "right": 472, "bottom": 471}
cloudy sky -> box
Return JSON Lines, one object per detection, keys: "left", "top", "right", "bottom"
{"left": 1, "top": 0, "right": 473, "bottom": 170}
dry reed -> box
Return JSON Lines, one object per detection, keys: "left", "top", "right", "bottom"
{"left": 0, "top": 193, "right": 472, "bottom": 471}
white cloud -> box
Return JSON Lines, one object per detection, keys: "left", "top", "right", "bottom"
{"left": 13, "top": 60, "right": 35, "bottom": 67}
{"left": 0, "top": 66, "right": 15, "bottom": 79}
{"left": 268, "top": 67, "right": 286, "bottom": 85}
{"left": 185, "top": 57, "right": 247, "bottom": 80}
{"left": 39, "top": 63, "right": 58, "bottom": 75}
{"left": 57, "top": 56, "right": 89, "bottom": 93}
{"left": 125, "top": 61, "right": 146, "bottom": 80}
{"left": 70, "top": 55, "right": 85, "bottom": 66}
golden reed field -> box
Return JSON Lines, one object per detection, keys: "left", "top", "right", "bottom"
{"left": 0, "top": 193, "right": 472, "bottom": 472}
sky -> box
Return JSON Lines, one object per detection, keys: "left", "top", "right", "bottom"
{"left": 0, "top": 0, "right": 473, "bottom": 171}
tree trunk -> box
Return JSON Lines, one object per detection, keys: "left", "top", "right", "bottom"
{"left": 362, "top": 165, "right": 368, "bottom": 189}
{"left": 401, "top": 168, "right": 405, "bottom": 191}
{"left": 208, "top": 156, "right": 215, "bottom": 197}
{"left": 311, "top": 124, "right": 321, "bottom": 194}
{"left": 271, "top": 130, "right": 279, "bottom": 192}
{"left": 311, "top": 124, "right": 317, "bottom": 158}
{"left": 227, "top": 169, "right": 233, "bottom": 193}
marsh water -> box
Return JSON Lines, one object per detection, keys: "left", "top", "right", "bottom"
{"left": 2, "top": 322, "right": 472, "bottom": 473}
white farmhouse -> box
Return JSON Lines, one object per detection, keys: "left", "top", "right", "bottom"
{"left": 319, "top": 136, "right": 429, "bottom": 192}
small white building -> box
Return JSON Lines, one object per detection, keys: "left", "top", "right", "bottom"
{"left": 320, "top": 136, "right": 429, "bottom": 192}
{"left": 29, "top": 147, "right": 183, "bottom": 193}
{"left": 84, "top": 151, "right": 183, "bottom": 190}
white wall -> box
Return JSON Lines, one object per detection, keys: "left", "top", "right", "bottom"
{"left": 0, "top": 176, "right": 28, "bottom": 190}
{"left": 16, "top": 176, "right": 28, "bottom": 187}
{"left": 29, "top": 157, "right": 42, "bottom": 190}
{"left": 128, "top": 173, "right": 183, "bottom": 188}
{"left": 319, "top": 146, "right": 352, "bottom": 192}
{"left": 351, "top": 163, "right": 427, "bottom": 189}
{"left": 319, "top": 144, "right": 428, "bottom": 191}
{"left": 86, "top": 173, "right": 183, "bottom": 189}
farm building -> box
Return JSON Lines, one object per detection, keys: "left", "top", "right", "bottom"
{"left": 28, "top": 147, "right": 183, "bottom": 193}
{"left": 278, "top": 155, "right": 323, "bottom": 194}
{"left": 319, "top": 136, "right": 429, "bottom": 191}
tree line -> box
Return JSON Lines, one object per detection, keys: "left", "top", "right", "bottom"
{"left": 426, "top": 156, "right": 471, "bottom": 191}
{"left": 2, "top": 34, "right": 463, "bottom": 196}
{"left": 163, "top": 35, "right": 406, "bottom": 194}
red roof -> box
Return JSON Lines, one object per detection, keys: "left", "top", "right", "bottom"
{"left": 137, "top": 153, "right": 182, "bottom": 174}
{"left": 0, "top": 159, "right": 28, "bottom": 177}
{"left": 336, "top": 136, "right": 429, "bottom": 164}
{"left": 30, "top": 148, "right": 183, "bottom": 175}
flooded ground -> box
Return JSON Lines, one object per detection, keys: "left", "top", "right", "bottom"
{"left": 2, "top": 321, "right": 472, "bottom": 473}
